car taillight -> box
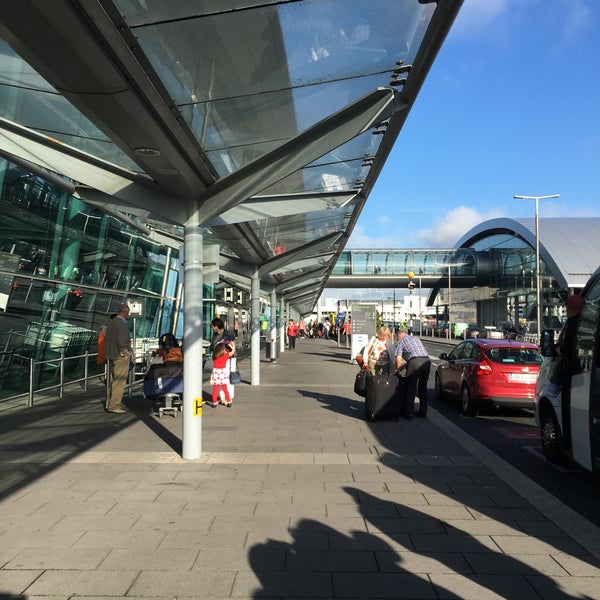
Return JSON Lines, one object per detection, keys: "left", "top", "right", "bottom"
{"left": 477, "top": 360, "right": 492, "bottom": 374}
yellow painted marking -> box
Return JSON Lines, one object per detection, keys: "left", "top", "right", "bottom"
{"left": 194, "top": 398, "right": 203, "bottom": 416}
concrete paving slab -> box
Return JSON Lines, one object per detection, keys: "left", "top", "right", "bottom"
{"left": 0, "top": 338, "right": 599, "bottom": 599}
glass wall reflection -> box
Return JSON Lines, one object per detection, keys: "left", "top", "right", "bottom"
{"left": 0, "top": 160, "right": 179, "bottom": 401}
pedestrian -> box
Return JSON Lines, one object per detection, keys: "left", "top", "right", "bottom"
{"left": 209, "top": 341, "right": 234, "bottom": 407}
{"left": 550, "top": 294, "right": 585, "bottom": 385}
{"left": 298, "top": 318, "right": 306, "bottom": 338}
{"left": 323, "top": 318, "right": 331, "bottom": 339}
{"left": 211, "top": 317, "right": 236, "bottom": 353}
{"left": 211, "top": 317, "right": 236, "bottom": 400}
{"left": 103, "top": 304, "right": 132, "bottom": 414}
{"left": 363, "top": 326, "right": 394, "bottom": 375}
{"left": 287, "top": 319, "right": 299, "bottom": 349}
{"left": 393, "top": 327, "right": 431, "bottom": 419}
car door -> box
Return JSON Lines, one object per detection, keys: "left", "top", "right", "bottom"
{"left": 460, "top": 341, "right": 482, "bottom": 393}
{"left": 444, "top": 342, "right": 468, "bottom": 398}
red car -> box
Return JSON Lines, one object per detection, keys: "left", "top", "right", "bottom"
{"left": 435, "top": 339, "right": 542, "bottom": 416}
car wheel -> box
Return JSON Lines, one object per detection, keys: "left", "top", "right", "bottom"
{"left": 435, "top": 373, "right": 445, "bottom": 401}
{"left": 540, "top": 409, "right": 564, "bottom": 463}
{"left": 461, "top": 385, "right": 478, "bottom": 417}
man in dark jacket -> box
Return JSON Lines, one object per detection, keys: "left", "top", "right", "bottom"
{"left": 104, "top": 304, "right": 132, "bottom": 414}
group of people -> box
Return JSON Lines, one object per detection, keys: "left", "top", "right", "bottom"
{"left": 99, "top": 293, "right": 584, "bottom": 427}
{"left": 98, "top": 308, "right": 240, "bottom": 414}
{"left": 359, "top": 325, "right": 431, "bottom": 419}
{"left": 305, "top": 318, "right": 332, "bottom": 339}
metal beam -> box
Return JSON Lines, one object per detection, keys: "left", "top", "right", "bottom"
{"left": 191, "top": 88, "right": 394, "bottom": 226}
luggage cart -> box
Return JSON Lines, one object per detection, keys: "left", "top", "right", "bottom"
{"left": 143, "top": 362, "right": 183, "bottom": 417}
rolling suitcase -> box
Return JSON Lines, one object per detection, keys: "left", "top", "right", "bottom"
{"left": 364, "top": 373, "right": 402, "bottom": 421}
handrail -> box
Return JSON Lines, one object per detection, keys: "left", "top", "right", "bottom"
{"left": 1, "top": 349, "right": 146, "bottom": 409}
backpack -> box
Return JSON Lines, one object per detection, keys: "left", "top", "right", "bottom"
{"left": 97, "top": 327, "right": 106, "bottom": 365}
{"left": 155, "top": 346, "right": 183, "bottom": 363}
{"left": 158, "top": 332, "right": 179, "bottom": 350}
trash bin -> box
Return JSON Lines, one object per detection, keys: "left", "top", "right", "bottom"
{"left": 266, "top": 342, "right": 279, "bottom": 360}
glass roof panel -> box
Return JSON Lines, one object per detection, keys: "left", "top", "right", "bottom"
{"left": 122, "top": 0, "right": 433, "bottom": 176}
{"left": 0, "top": 41, "right": 146, "bottom": 175}
{"left": 256, "top": 129, "right": 383, "bottom": 197}
{"left": 249, "top": 203, "right": 355, "bottom": 257}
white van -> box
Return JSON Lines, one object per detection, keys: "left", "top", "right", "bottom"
{"left": 535, "top": 266, "right": 600, "bottom": 472}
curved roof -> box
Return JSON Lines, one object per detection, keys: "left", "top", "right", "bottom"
{"left": 456, "top": 217, "right": 600, "bottom": 289}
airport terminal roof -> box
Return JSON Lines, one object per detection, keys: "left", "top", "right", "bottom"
{"left": 0, "top": 1, "right": 463, "bottom": 314}
{"left": 457, "top": 217, "right": 600, "bottom": 289}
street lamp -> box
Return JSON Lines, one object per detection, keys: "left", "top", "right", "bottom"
{"left": 514, "top": 194, "right": 560, "bottom": 342}
{"left": 407, "top": 271, "right": 416, "bottom": 333}
{"left": 447, "top": 265, "right": 451, "bottom": 340}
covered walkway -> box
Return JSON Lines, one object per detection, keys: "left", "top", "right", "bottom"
{"left": 1, "top": 338, "right": 599, "bottom": 598}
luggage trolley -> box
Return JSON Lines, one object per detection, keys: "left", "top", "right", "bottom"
{"left": 143, "top": 362, "right": 183, "bottom": 417}
{"left": 142, "top": 332, "right": 184, "bottom": 417}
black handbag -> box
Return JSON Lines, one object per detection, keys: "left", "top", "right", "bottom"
{"left": 354, "top": 369, "right": 367, "bottom": 397}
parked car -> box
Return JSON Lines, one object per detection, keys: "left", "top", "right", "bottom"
{"left": 483, "top": 325, "right": 504, "bottom": 339}
{"left": 465, "top": 323, "right": 482, "bottom": 338}
{"left": 435, "top": 339, "right": 543, "bottom": 416}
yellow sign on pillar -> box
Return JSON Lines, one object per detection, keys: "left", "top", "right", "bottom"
{"left": 194, "top": 398, "right": 203, "bottom": 416}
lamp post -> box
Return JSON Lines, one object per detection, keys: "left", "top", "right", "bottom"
{"left": 514, "top": 194, "right": 560, "bottom": 342}
{"left": 447, "top": 265, "right": 451, "bottom": 340}
{"left": 407, "top": 271, "right": 415, "bottom": 333}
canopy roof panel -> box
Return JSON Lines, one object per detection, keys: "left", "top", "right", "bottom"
{"left": 0, "top": 0, "right": 463, "bottom": 312}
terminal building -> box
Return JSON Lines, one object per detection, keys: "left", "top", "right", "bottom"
{"left": 327, "top": 217, "right": 600, "bottom": 336}
{"left": 0, "top": 1, "right": 598, "bottom": 456}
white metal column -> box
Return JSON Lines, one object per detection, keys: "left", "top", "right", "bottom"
{"left": 182, "top": 212, "right": 204, "bottom": 459}
{"left": 251, "top": 269, "right": 261, "bottom": 385}
{"left": 279, "top": 296, "right": 286, "bottom": 353}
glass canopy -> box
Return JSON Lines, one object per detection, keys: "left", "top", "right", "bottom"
{"left": 0, "top": 0, "right": 460, "bottom": 315}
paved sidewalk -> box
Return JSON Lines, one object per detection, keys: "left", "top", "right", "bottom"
{"left": 1, "top": 338, "right": 600, "bottom": 599}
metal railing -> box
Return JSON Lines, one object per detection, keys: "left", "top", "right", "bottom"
{"left": 0, "top": 349, "right": 146, "bottom": 410}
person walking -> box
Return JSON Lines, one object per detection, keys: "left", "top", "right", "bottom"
{"left": 297, "top": 318, "right": 306, "bottom": 338}
{"left": 287, "top": 319, "right": 299, "bottom": 350}
{"left": 393, "top": 327, "right": 431, "bottom": 419}
{"left": 209, "top": 342, "right": 234, "bottom": 407}
{"left": 104, "top": 304, "right": 132, "bottom": 414}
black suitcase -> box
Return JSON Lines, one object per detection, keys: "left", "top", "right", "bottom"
{"left": 365, "top": 373, "right": 402, "bottom": 421}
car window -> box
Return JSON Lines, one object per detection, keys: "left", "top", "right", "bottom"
{"left": 486, "top": 347, "right": 542, "bottom": 364}
{"left": 463, "top": 343, "right": 480, "bottom": 360}
{"left": 448, "top": 344, "right": 466, "bottom": 360}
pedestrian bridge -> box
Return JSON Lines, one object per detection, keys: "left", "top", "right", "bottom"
{"left": 328, "top": 248, "right": 491, "bottom": 288}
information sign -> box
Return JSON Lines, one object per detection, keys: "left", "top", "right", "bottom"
{"left": 350, "top": 303, "right": 377, "bottom": 362}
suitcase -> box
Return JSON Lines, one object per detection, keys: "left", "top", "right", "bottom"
{"left": 364, "top": 373, "right": 402, "bottom": 421}
{"left": 143, "top": 362, "right": 183, "bottom": 399}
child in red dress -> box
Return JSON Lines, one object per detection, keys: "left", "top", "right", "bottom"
{"left": 209, "top": 342, "right": 234, "bottom": 407}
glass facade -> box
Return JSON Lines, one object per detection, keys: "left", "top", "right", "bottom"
{"left": 0, "top": 159, "right": 183, "bottom": 401}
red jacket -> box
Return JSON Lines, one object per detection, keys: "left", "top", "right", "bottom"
{"left": 287, "top": 323, "right": 299, "bottom": 336}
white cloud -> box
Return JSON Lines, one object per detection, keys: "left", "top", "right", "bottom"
{"left": 417, "top": 205, "right": 504, "bottom": 247}
{"left": 347, "top": 206, "right": 504, "bottom": 249}
{"left": 559, "top": 0, "right": 592, "bottom": 44}
{"left": 449, "top": 0, "right": 509, "bottom": 38}
{"left": 346, "top": 224, "right": 404, "bottom": 249}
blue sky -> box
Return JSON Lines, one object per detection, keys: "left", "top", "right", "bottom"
{"left": 347, "top": 0, "right": 600, "bottom": 249}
